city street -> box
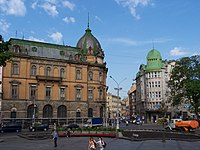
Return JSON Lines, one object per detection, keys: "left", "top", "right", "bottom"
{"left": 1, "top": 134, "right": 200, "bottom": 150}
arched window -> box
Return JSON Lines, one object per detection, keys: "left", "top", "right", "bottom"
{"left": 31, "top": 65, "right": 37, "bottom": 76}
{"left": 43, "top": 104, "right": 53, "bottom": 118}
{"left": 57, "top": 105, "right": 67, "bottom": 118}
{"left": 27, "top": 104, "right": 37, "bottom": 118}
{"left": 76, "top": 69, "right": 81, "bottom": 80}
{"left": 60, "top": 68, "right": 65, "bottom": 78}
{"left": 88, "top": 108, "right": 93, "bottom": 118}
{"left": 88, "top": 71, "right": 93, "bottom": 80}
{"left": 76, "top": 109, "right": 81, "bottom": 118}
{"left": 10, "top": 107, "right": 17, "bottom": 118}
{"left": 12, "top": 63, "right": 19, "bottom": 75}
{"left": 46, "top": 67, "right": 51, "bottom": 76}
{"left": 27, "top": 104, "right": 34, "bottom": 118}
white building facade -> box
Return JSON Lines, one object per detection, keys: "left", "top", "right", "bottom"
{"left": 135, "top": 49, "right": 175, "bottom": 123}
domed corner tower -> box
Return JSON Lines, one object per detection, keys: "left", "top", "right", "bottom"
{"left": 145, "top": 49, "right": 164, "bottom": 72}
{"left": 76, "top": 24, "right": 105, "bottom": 64}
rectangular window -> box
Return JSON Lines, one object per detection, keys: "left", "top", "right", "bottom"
{"left": 159, "top": 91, "right": 161, "bottom": 97}
{"left": 88, "top": 89, "right": 93, "bottom": 101}
{"left": 99, "top": 89, "right": 103, "bottom": 100}
{"left": 60, "top": 88, "right": 65, "bottom": 99}
{"left": 46, "top": 87, "right": 51, "bottom": 99}
{"left": 99, "top": 72, "right": 103, "bottom": 82}
{"left": 155, "top": 81, "right": 157, "bottom": 87}
{"left": 31, "top": 65, "right": 37, "bottom": 76}
{"left": 30, "top": 85, "right": 36, "bottom": 99}
{"left": 158, "top": 81, "right": 161, "bottom": 87}
{"left": 12, "top": 63, "right": 19, "bottom": 75}
{"left": 11, "top": 84, "right": 18, "bottom": 99}
{"left": 76, "top": 88, "right": 81, "bottom": 101}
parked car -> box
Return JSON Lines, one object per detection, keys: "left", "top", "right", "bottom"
{"left": 0, "top": 122, "right": 22, "bottom": 133}
{"left": 63, "top": 124, "right": 79, "bottom": 130}
{"left": 29, "top": 123, "right": 49, "bottom": 132}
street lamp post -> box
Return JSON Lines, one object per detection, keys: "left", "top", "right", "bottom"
{"left": 110, "top": 76, "right": 126, "bottom": 134}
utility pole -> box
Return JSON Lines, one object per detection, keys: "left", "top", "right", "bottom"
{"left": 110, "top": 76, "right": 126, "bottom": 136}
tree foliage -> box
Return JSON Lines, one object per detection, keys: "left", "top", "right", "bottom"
{"left": 0, "top": 41, "right": 13, "bottom": 66}
{"left": 168, "top": 55, "right": 200, "bottom": 114}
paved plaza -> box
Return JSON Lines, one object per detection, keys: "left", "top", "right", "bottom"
{"left": 0, "top": 134, "right": 200, "bottom": 150}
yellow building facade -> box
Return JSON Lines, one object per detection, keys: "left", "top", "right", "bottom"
{"left": 1, "top": 26, "right": 107, "bottom": 122}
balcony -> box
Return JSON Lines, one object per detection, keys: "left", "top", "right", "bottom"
{"left": 36, "top": 75, "right": 62, "bottom": 82}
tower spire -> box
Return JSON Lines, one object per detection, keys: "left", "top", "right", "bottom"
{"left": 87, "top": 12, "right": 90, "bottom": 29}
{"left": 85, "top": 12, "right": 91, "bottom": 32}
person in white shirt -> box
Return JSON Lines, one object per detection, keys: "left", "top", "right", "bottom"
{"left": 96, "top": 137, "right": 105, "bottom": 150}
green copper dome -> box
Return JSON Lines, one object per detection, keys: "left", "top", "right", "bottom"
{"left": 76, "top": 26, "right": 103, "bottom": 57}
{"left": 145, "top": 49, "right": 163, "bottom": 72}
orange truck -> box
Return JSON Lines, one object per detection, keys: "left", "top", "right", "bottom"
{"left": 165, "top": 119, "right": 199, "bottom": 132}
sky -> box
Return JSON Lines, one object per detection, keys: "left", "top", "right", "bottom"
{"left": 1, "top": 0, "right": 200, "bottom": 98}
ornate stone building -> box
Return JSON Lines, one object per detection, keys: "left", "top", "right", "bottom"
{"left": 106, "top": 92, "right": 121, "bottom": 120}
{"left": 1, "top": 25, "right": 107, "bottom": 122}
{"left": 135, "top": 49, "right": 175, "bottom": 123}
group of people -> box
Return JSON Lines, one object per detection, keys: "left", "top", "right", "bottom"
{"left": 52, "top": 130, "right": 106, "bottom": 149}
{"left": 88, "top": 137, "right": 106, "bottom": 150}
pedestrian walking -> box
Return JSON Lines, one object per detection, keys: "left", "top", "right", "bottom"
{"left": 52, "top": 130, "right": 58, "bottom": 147}
{"left": 88, "top": 137, "right": 96, "bottom": 150}
{"left": 126, "top": 120, "right": 129, "bottom": 126}
{"left": 96, "top": 137, "right": 106, "bottom": 150}
{"left": 67, "top": 128, "right": 71, "bottom": 137}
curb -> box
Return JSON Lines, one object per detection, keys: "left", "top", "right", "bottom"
{"left": 58, "top": 133, "right": 116, "bottom": 138}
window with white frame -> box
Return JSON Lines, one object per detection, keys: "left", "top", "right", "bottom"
{"left": 88, "top": 89, "right": 93, "bottom": 101}
{"left": 76, "top": 88, "right": 81, "bottom": 101}
{"left": 60, "top": 87, "right": 65, "bottom": 99}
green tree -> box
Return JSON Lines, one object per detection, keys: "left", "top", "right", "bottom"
{"left": 0, "top": 39, "right": 13, "bottom": 66}
{"left": 168, "top": 55, "right": 200, "bottom": 115}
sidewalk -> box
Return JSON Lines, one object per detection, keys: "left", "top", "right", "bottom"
{"left": 0, "top": 135, "right": 200, "bottom": 150}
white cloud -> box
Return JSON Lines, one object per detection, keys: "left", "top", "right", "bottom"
{"left": 105, "top": 37, "right": 172, "bottom": 46}
{"left": 62, "top": 0, "right": 75, "bottom": 11}
{"left": 31, "top": 1, "right": 37, "bottom": 9}
{"left": 49, "top": 32, "right": 63, "bottom": 43}
{"left": 45, "top": 0, "right": 57, "bottom": 4}
{"left": 107, "top": 38, "right": 137, "bottom": 46}
{"left": 63, "top": 16, "right": 75, "bottom": 23}
{"left": 115, "top": 0, "right": 152, "bottom": 20}
{"left": 170, "top": 47, "right": 188, "bottom": 56}
{"left": 40, "top": 2, "right": 58, "bottom": 17}
{"left": 0, "top": 0, "right": 26, "bottom": 16}
{"left": 0, "top": 19, "right": 10, "bottom": 32}
{"left": 27, "top": 36, "right": 46, "bottom": 43}
{"left": 95, "top": 16, "right": 102, "bottom": 22}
